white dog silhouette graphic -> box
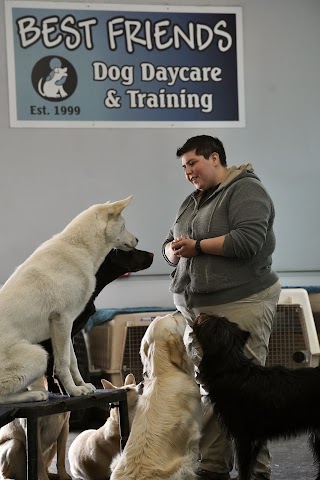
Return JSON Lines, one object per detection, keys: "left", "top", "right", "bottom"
{"left": 38, "top": 58, "right": 68, "bottom": 99}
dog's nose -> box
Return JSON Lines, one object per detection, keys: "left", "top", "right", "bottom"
{"left": 135, "top": 237, "right": 139, "bottom": 243}
{"left": 137, "top": 381, "right": 144, "bottom": 394}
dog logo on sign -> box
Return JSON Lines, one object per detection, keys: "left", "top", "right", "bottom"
{"left": 32, "top": 56, "right": 77, "bottom": 101}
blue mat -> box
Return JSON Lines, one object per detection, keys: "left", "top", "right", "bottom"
{"left": 282, "top": 286, "right": 320, "bottom": 293}
{"left": 85, "top": 306, "right": 176, "bottom": 332}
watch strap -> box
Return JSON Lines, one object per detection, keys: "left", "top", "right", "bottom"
{"left": 195, "top": 239, "right": 203, "bottom": 255}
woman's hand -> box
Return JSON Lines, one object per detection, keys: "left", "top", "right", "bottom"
{"left": 171, "top": 236, "right": 197, "bottom": 258}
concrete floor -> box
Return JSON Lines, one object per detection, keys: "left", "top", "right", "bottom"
{"left": 48, "top": 430, "right": 317, "bottom": 480}
{"left": 269, "top": 435, "right": 316, "bottom": 480}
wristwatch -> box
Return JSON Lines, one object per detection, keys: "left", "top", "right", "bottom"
{"left": 195, "top": 239, "right": 203, "bottom": 255}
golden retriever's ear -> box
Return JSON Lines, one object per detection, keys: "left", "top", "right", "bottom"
{"left": 140, "top": 339, "right": 154, "bottom": 376}
{"left": 140, "top": 339, "right": 149, "bottom": 362}
{"left": 168, "top": 334, "right": 191, "bottom": 374}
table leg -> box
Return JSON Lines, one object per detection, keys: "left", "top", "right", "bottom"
{"left": 25, "top": 416, "right": 38, "bottom": 479}
{"left": 118, "top": 397, "right": 129, "bottom": 451}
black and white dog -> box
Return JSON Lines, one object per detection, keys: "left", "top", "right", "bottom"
{"left": 193, "top": 312, "right": 320, "bottom": 480}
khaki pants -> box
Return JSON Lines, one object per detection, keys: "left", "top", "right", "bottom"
{"left": 175, "top": 281, "right": 281, "bottom": 477}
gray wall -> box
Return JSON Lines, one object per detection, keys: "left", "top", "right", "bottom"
{"left": 1, "top": 1, "right": 320, "bottom": 301}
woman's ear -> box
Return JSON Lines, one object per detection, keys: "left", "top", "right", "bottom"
{"left": 211, "top": 152, "right": 220, "bottom": 164}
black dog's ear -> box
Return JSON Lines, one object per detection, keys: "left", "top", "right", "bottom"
{"left": 193, "top": 313, "right": 226, "bottom": 355}
{"left": 193, "top": 313, "right": 250, "bottom": 358}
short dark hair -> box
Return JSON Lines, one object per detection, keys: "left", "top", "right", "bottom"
{"left": 176, "top": 135, "right": 227, "bottom": 166}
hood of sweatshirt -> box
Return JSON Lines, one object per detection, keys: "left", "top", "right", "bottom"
{"left": 218, "top": 163, "right": 256, "bottom": 189}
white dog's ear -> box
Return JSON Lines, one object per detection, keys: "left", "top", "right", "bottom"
{"left": 124, "top": 373, "right": 136, "bottom": 386}
{"left": 168, "top": 334, "right": 191, "bottom": 374}
{"left": 107, "top": 196, "right": 133, "bottom": 217}
{"left": 101, "top": 378, "right": 116, "bottom": 390}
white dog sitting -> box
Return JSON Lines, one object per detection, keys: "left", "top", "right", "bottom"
{"left": 68, "top": 374, "right": 139, "bottom": 480}
{"left": 110, "top": 312, "right": 202, "bottom": 480}
{"left": 38, "top": 66, "right": 68, "bottom": 98}
{"left": 0, "top": 196, "right": 137, "bottom": 404}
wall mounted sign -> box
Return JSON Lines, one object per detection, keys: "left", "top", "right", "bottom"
{"left": 5, "top": 2, "right": 245, "bottom": 127}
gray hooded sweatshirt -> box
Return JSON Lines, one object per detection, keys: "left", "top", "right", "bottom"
{"left": 162, "top": 164, "right": 279, "bottom": 308}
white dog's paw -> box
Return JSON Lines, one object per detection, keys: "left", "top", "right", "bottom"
{"left": 68, "top": 384, "right": 96, "bottom": 396}
{"left": 33, "top": 390, "right": 49, "bottom": 401}
{"left": 81, "top": 382, "right": 96, "bottom": 393}
{"left": 23, "top": 390, "right": 48, "bottom": 402}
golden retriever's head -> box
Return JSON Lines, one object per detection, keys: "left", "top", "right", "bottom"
{"left": 140, "top": 313, "right": 193, "bottom": 378}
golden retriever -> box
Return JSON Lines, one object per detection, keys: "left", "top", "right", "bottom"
{"left": 110, "top": 312, "right": 202, "bottom": 480}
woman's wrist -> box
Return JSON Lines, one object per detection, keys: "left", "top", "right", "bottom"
{"left": 195, "top": 239, "right": 204, "bottom": 255}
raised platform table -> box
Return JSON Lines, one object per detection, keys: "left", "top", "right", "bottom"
{"left": 0, "top": 389, "right": 129, "bottom": 479}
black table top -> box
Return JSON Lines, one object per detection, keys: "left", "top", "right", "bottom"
{"left": 0, "top": 388, "right": 127, "bottom": 427}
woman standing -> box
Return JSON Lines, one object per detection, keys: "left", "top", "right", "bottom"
{"left": 162, "top": 135, "right": 281, "bottom": 480}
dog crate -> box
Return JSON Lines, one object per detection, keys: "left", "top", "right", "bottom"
{"left": 266, "top": 288, "right": 320, "bottom": 368}
{"left": 84, "top": 290, "right": 320, "bottom": 387}
{"left": 85, "top": 310, "right": 174, "bottom": 386}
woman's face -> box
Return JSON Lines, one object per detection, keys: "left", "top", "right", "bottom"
{"left": 181, "top": 149, "right": 217, "bottom": 191}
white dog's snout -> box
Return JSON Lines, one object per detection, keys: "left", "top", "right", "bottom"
{"left": 127, "top": 236, "right": 138, "bottom": 248}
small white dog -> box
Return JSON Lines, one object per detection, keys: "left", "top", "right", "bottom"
{"left": 110, "top": 313, "right": 202, "bottom": 480}
{"left": 0, "top": 196, "right": 137, "bottom": 404}
{"left": 68, "top": 374, "right": 139, "bottom": 480}
{"left": 0, "top": 376, "right": 71, "bottom": 480}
